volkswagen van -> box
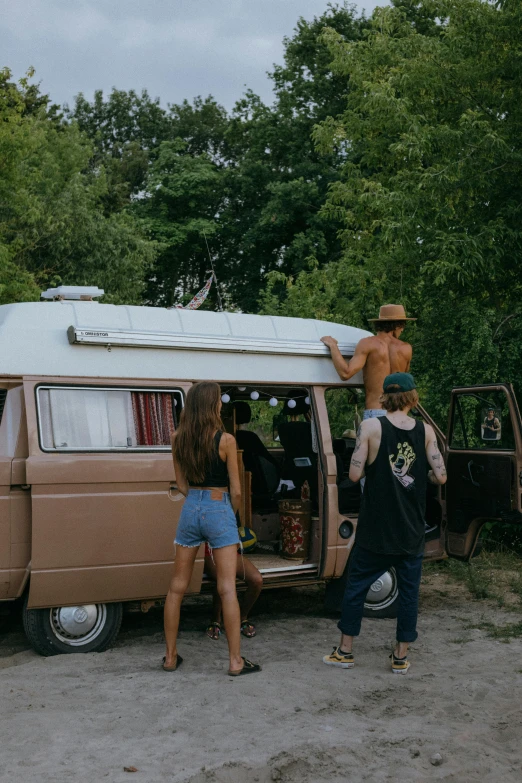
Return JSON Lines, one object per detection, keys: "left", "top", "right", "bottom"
{"left": 1, "top": 287, "right": 521, "bottom": 655}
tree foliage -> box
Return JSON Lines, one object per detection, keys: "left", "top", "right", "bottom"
{"left": 263, "top": 0, "right": 522, "bottom": 423}
{"left": 0, "top": 69, "right": 156, "bottom": 304}
{"left": 3, "top": 2, "right": 522, "bottom": 428}
{"left": 68, "top": 3, "right": 369, "bottom": 311}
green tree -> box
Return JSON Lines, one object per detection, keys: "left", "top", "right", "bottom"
{"left": 264, "top": 0, "right": 522, "bottom": 424}
{"left": 138, "top": 140, "right": 225, "bottom": 307}
{"left": 222, "top": 2, "right": 370, "bottom": 311}
{"left": 0, "top": 69, "right": 156, "bottom": 304}
{"left": 66, "top": 4, "right": 369, "bottom": 311}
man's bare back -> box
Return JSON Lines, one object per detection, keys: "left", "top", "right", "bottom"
{"left": 358, "top": 333, "right": 412, "bottom": 408}
{"left": 321, "top": 322, "right": 412, "bottom": 410}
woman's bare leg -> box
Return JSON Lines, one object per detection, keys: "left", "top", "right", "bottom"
{"left": 213, "top": 544, "right": 243, "bottom": 672}
{"left": 205, "top": 555, "right": 263, "bottom": 623}
{"left": 239, "top": 558, "right": 263, "bottom": 622}
{"left": 164, "top": 545, "right": 198, "bottom": 666}
{"left": 204, "top": 555, "right": 222, "bottom": 623}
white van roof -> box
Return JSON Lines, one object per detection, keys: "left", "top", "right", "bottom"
{"left": 0, "top": 302, "right": 371, "bottom": 385}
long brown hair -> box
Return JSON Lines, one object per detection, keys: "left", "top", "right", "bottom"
{"left": 173, "top": 382, "right": 224, "bottom": 484}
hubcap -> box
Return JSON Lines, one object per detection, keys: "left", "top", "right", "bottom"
{"left": 364, "top": 569, "right": 398, "bottom": 610}
{"left": 50, "top": 604, "right": 107, "bottom": 647}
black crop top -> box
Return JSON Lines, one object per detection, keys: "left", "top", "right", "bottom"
{"left": 191, "top": 431, "right": 229, "bottom": 487}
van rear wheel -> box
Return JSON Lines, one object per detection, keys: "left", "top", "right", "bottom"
{"left": 363, "top": 568, "right": 399, "bottom": 619}
{"left": 324, "top": 568, "right": 399, "bottom": 619}
{"left": 23, "top": 597, "right": 123, "bottom": 656}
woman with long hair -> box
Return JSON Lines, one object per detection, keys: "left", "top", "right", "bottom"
{"left": 163, "top": 381, "right": 261, "bottom": 676}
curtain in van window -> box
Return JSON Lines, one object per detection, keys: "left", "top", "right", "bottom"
{"left": 40, "top": 389, "right": 135, "bottom": 449}
{"left": 106, "top": 391, "right": 136, "bottom": 447}
{"left": 38, "top": 388, "right": 176, "bottom": 450}
{"left": 49, "top": 389, "right": 111, "bottom": 448}
{"left": 131, "top": 392, "right": 176, "bottom": 446}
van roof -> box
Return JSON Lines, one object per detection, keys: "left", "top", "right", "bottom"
{"left": 0, "top": 302, "right": 371, "bottom": 384}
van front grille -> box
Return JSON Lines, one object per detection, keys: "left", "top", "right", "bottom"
{"left": 0, "top": 390, "right": 6, "bottom": 426}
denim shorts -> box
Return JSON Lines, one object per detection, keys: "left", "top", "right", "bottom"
{"left": 174, "top": 489, "right": 241, "bottom": 550}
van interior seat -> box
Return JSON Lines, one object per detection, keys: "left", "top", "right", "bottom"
{"left": 234, "top": 402, "right": 280, "bottom": 499}
{"left": 332, "top": 437, "right": 361, "bottom": 514}
{"left": 277, "top": 397, "right": 318, "bottom": 503}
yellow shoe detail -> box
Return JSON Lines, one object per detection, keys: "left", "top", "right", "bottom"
{"left": 322, "top": 647, "right": 354, "bottom": 668}
{"left": 391, "top": 655, "right": 410, "bottom": 675}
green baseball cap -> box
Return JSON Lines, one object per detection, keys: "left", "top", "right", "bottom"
{"left": 383, "top": 372, "right": 416, "bottom": 393}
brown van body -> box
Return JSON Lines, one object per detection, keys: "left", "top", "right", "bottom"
{"left": 1, "top": 299, "right": 521, "bottom": 654}
{"left": 2, "top": 374, "right": 444, "bottom": 612}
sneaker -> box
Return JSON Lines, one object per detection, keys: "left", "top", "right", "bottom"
{"left": 390, "top": 652, "right": 410, "bottom": 675}
{"left": 322, "top": 646, "right": 354, "bottom": 668}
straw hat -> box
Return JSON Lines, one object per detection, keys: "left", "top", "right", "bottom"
{"left": 367, "top": 304, "right": 416, "bottom": 322}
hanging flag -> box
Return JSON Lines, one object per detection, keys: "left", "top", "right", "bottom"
{"left": 173, "top": 276, "right": 213, "bottom": 310}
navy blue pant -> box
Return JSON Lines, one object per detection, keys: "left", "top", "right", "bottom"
{"left": 338, "top": 545, "right": 423, "bottom": 643}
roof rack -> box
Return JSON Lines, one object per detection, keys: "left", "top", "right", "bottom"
{"left": 41, "top": 286, "right": 104, "bottom": 301}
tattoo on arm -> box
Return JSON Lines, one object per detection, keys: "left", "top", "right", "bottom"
{"left": 351, "top": 459, "right": 362, "bottom": 468}
{"left": 353, "top": 426, "right": 362, "bottom": 454}
{"left": 428, "top": 437, "right": 447, "bottom": 480}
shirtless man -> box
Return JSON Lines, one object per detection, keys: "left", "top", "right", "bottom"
{"left": 321, "top": 304, "right": 415, "bottom": 420}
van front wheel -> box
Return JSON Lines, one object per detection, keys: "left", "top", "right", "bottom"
{"left": 23, "top": 598, "right": 123, "bottom": 656}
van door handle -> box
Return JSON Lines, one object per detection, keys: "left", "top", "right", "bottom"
{"left": 462, "top": 460, "right": 483, "bottom": 488}
{"left": 11, "top": 484, "right": 31, "bottom": 490}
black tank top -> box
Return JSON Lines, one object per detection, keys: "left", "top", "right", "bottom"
{"left": 356, "top": 417, "right": 427, "bottom": 556}
{"left": 191, "top": 431, "right": 229, "bottom": 487}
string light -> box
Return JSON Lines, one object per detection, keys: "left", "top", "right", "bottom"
{"left": 220, "top": 388, "right": 309, "bottom": 407}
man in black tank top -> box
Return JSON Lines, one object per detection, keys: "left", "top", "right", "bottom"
{"left": 322, "top": 373, "right": 447, "bottom": 675}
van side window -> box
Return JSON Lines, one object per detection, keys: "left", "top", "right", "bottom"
{"left": 37, "top": 387, "right": 182, "bottom": 451}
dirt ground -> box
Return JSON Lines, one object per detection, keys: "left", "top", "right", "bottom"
{"left": 1, "top": 562, "right": 522, "bottom": 783}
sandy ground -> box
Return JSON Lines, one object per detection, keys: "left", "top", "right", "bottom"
{"left": 1, "top": 572, "right": 521, "bottom": 783}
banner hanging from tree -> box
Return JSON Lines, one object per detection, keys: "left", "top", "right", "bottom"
{"left": 173, "top": 276, "right": 213, "bottom": 310}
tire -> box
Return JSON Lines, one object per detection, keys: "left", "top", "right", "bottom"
{"left": 23, "top": 597, "right": 123, "bottom": 656}
{"left": 324, "top": 567, "right": 399, "bottom": 619}
{"left": 362, "top": 568, "right": 399, "bottom": 619}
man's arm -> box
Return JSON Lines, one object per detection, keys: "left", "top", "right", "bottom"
{"left": 321, "top": 336, "right": 370, "bottom": 381}
{"left": 425, "top": 424, "right": 447, "bottom": 485}
{"left": 348, "top": 422, "right": 370, "bottom": 483}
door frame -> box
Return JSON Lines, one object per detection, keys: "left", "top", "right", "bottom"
{"left": 444, "top": 382, "right": 522, "bottom": 559}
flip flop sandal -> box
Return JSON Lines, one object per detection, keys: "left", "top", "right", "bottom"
{"left": 206, "top": 621, "right": 223, "bottom": 640}
{"left": 162, "top": 654, "right": 183, "bottom": 672}
{"left": 240, "top": 620, "right": 257, "bottom": 638}
{"left": 228, "top": 657, "right": 262, "bottom": 677}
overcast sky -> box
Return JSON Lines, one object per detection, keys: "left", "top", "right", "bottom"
{"left": 1, "top": 0, "right": 382, "bottom": 110}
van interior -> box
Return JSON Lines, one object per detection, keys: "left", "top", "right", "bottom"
{"left": 201, "top": 385, "right": 322, "bottom": 583}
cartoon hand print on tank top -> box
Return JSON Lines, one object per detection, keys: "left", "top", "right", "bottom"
{"left": 389, "top": 442, "right": 416, "bottom": 489}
